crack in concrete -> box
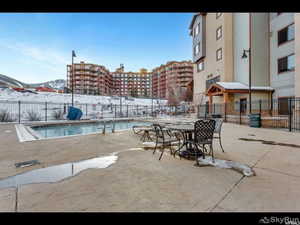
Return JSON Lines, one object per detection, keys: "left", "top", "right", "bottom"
{"left": 15, "top": 187, "right": 18, "bottom": 212}
{"left": 209, "top": 175, "right": 245, "bottom": 212}
{"left": 208, "top": 150, "right": 271, "bottom": 212}
{"left": 255, "top": 166, "right": 300, "bottom": 179}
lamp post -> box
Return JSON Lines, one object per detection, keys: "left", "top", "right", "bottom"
{"left": 242, "top": 48, "right": 252, "bottom": 114}
{"left": 151, "top": 81, "right": 154, "bottom": 117}
{"left": 71, "top": 50, "right": 76, "bottom": 106}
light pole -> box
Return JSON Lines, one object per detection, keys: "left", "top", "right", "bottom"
{"left": 71, "top": 50, "right": 76, "bottom": 106}
{"left": 242, "top": 48, "right": 251, "bottom": 114}
{"left": 151, "top": 82, "right": 154, "bottom": 117}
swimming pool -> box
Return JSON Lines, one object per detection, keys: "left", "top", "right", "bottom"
{"left": 30, "top": 120, "right": 152, "bottom": 139}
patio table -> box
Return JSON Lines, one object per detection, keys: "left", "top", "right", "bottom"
{"left": 164, "top": 123, "right": 203, "bottom": 159}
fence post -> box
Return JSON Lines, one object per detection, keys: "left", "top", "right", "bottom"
{"left": 213, "top": 103, "right": 216, "bottom": 114}
{"left": 45, "top": 101, "right": 47, "bottom": 121}
{"left": 224, "top": 103, "right": 227, "bottom": 122}
{"left": 288, "top": 98, "right": 292, "bottom": 132}
{"left": 259, "top": 100, "right": 262, "bottom": 115}
{"left": 103, "top": 121, "right": 106, "bottom": 134}
{"left": 86, "top": 104, "right": 88, "bottom": 118}
{"left": 18, "top": 100, "right": 21, "bottom": 123}
{"left": 112, "top": 120, "right": 115, "bottom": 133}
{"left": 126, "top": 105, "right": 129, "bottom": 118}
{"left": 120, "top": 98, "right": 122, "bottom": 118}
{"left": 239, "top": 101, "right": 242, "bottom": 125}
{"left": 136, "top": 105, "right": 138, "bottom": 117}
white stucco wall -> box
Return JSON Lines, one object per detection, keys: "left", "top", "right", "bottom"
{"left": 233, "top": 13, "right": 250, "bottom": 85}
{"left": 269, "top": 13, "right": 295, "bottom": 98}
{"left": 251, "top": 13, "right": 270, "bottom": 86}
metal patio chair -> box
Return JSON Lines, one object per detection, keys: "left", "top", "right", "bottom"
{"left": 213, "top": 118, "right": 225, "bottom": 152}
{"left": 152, "top": 123, "right": 182, "bottom": 160}
{"left": 186, "top": 119, "right": 216, "bottom": 164}
{"left": 132, "top": 125, "right": 155, "bottom": 142}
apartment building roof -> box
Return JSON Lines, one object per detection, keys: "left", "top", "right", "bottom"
{"left": 188, "top": 13, "right": 201, "bottom": 30}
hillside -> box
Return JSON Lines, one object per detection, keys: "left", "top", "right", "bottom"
{"left": 0, "top": 73, "right": 65, "bottom": 90}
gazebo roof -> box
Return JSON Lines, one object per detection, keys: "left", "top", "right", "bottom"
{"left": 206, "top": 82, "right": 274, "bottom": 96}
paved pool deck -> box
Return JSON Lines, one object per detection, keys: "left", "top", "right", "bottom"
{"left": 1, "top": 120, "right": 300, "bottom": 212}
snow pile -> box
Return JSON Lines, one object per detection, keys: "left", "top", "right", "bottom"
{"left": 216, "top": 82, "right": 274, "bottom": 91}
{"left": 197, "top": 156, "right": 255, "bottom": 177}
{"left": 0, "top": 88, "right": 167, "bottom": 106}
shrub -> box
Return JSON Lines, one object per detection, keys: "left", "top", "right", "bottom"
{"left": 26, "top": 110, "right": 41, "bottom": 121}
{"left": 0, "top": 110, "right": 15, "bottom": 122}
{"left": 52, "top": 109, "right": 64, "bottom": 120}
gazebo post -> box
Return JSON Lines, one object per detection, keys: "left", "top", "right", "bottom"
{"left": 223, "top": 92, "right": 229, "bottom": 121}
{"left": 209, "top": 95, "right": 213, "bottom": 115}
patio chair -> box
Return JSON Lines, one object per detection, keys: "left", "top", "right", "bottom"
{"left": 213, "top": 118, "right": 225, "bottom": 152}
{"left": 187, "top": 119, "right": 216, "bottom": 164}
{"left": 152, "top": 124, "right": 182, "bottom": 160}
{"left": 132, "top": 125, "right": 155, "bottom": 142}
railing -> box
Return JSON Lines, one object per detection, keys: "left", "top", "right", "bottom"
{"left": 196, "top": 98, "right": 300, "bottom": 132}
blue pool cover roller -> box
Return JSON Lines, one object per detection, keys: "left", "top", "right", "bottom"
{"left": 67, "top": 106, "right": 83, "bottom": 120}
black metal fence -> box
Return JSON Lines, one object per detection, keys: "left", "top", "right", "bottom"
{"left": 0, "top": 100, "right": 195, "bottom": 123}
{"left": 197, "top": 98, "right": 300, "bottom": 132}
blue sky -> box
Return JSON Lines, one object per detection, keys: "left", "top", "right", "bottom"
{"left": 0, "top": 13, "right": 193, "bottom": 83}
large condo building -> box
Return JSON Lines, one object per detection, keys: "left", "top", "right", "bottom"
{"left": 190, "top": 13, "right": 300, "bottom": 114}
{"left": 112, "top": 65, "right": 152, "bottom": 97}
{"left": 67, "top": 62, "right": 152, "bottom": 98}
{"left": 67, "top": 61, "right": 113, "bottom": 95}
{"left": 152, "top": 61, "right": 193, "bottom": 99}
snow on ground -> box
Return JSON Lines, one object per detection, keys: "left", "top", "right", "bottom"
{"left": 0, "top": 88, "right": 169, "bottom": 122}
{"left": 0, "top": 88, "right": 167, "bottom": 106}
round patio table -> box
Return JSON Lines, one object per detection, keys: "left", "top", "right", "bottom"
{"left": 165, "top": 124, "right": 204, "bottom": 159}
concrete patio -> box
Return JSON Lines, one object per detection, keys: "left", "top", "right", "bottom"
{"left": 0, "top": 121, "right": 300, "bottom": 212}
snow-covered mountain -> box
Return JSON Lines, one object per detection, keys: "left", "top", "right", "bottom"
{"left": 27, "top": 79, "right": 66, "bottom": 90}
{"left": 0, "top": 73, "right": 66, "bottom": 90}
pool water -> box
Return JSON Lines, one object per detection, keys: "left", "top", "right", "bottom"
{"left": 31, "top": 121, "right": 152, "bottom": 138}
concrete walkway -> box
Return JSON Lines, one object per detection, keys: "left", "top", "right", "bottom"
{"left": 0, "top": 122, "right": 300, "bottom": 211}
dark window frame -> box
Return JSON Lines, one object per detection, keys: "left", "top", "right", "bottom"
{"left": 216, "top": 26, "right": 222, "bottom": 40}
{"left": 278, "top": 96, "right": 294, "bottom": 115}
{"left": 194, "top": 42, "right": 200, "bottom": 56}
{"left": 216, "top": 48, "right": 222, "bottom": 61}
{"left": 277, "top": 53, "right": 295, "bottom": 74}
{"left": 197, "top": 59, "right": 204, "bottom": 72}
{"left": 206, "top": 75, "right": 220, "bottom": 90}
{"left": 277, "top": 23, "right": 295, "bottom": 46}
{"left": 194, "top": 22, "right": 200, "bottom": 37}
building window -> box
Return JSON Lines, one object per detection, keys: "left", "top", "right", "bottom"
{"left": 216, "top": 48, "right": 222, "bottom": 61}
{"left": 194, "top": 43, "right": 200, "bottom": 55}
{"left": 278, "top": 23, "right": 294, "bottom": 45}
{"left": 206, "top": 76, "right": 220, "bottom": 90}
{"left": 197, "top": 59, "right": 204, "bottom": 72}
{"left": 194, "top": 23, "right": 200, "bottom": 37}
{"left": 216, "top": 13, "right": 222, "bottom": 19}
{"left": 240, "top": 98, "right": 247, "bottom": 113}
{"left": 216, "top": 26, "right": 222, "bottom": 40}
{"left": 278, "top": 54, "right": 295, "bottom": 74}
{"left": 278, "top": 97, "right": 294, "bottom": 115}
